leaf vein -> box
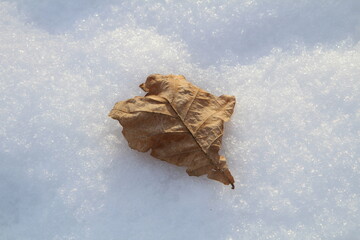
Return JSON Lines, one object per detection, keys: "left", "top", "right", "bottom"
{"left": 183, "top": 87, "right": 200, "bottom": 120}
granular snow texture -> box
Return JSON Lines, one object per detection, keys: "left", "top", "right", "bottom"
{"left": 1, "top": 1, "right": 359, "bottom": 239}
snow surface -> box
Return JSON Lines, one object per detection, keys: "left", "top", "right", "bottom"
{"left": 1, "top": 0, "right": 360, "bottom": 239}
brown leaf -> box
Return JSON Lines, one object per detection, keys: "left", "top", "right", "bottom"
{"left": 109, "top": 74, "right": 236, "bottom": 188}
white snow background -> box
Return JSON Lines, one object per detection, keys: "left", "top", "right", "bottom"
{"left": 1, "top": 0, "right": 360, "bottom": 239}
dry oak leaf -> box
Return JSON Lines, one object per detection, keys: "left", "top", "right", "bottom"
{"left": 109, "top": 74, "right": 236, "bottom": 188}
